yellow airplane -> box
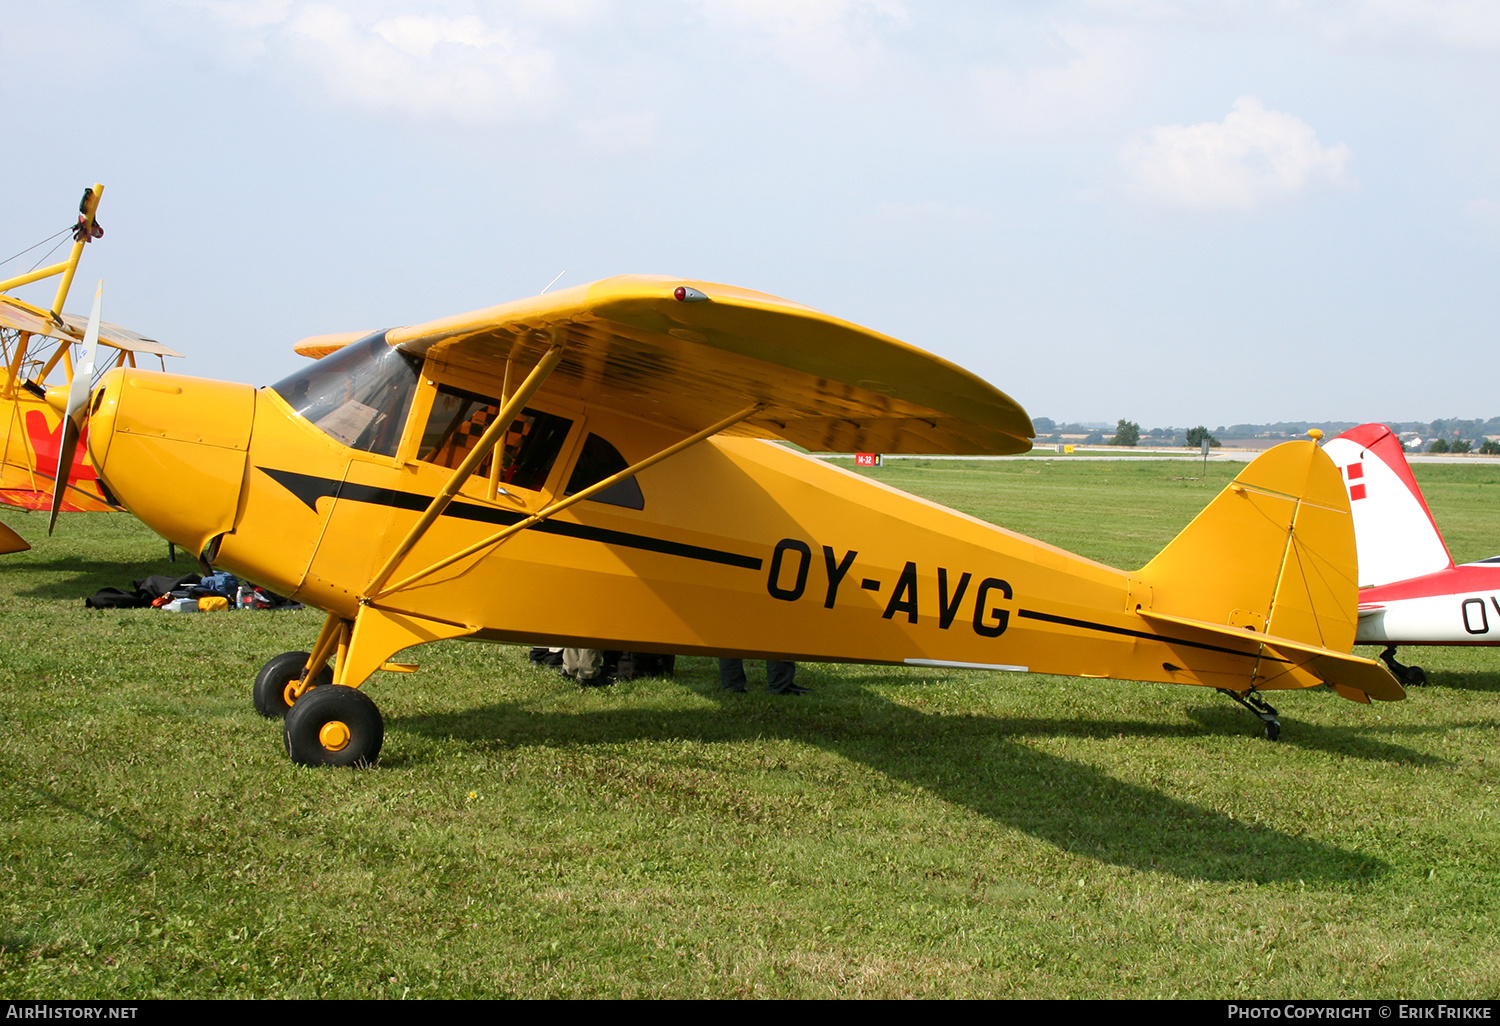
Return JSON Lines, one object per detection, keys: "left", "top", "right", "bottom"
{"left": 0, "top": 184, "right": 180, "bottom": 551}
{"left": 75, "top": 275, "right": 1402, "bottom": 766}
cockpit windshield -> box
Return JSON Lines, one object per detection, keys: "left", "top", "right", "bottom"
{"left": 269, "top": 332, "right": 423, "bottom": 458}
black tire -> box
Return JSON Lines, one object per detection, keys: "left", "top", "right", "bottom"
{"left": 1265, "top": 721, "right": 1282, "bottom": 742}
{"left": 253, "top": 651, "right": 332, "bottom": 719}
{"left": 283, "top": 685, "right": 383, "bottom": 768}
{"left": 1405, "top": 666, "right": 1428, "bottom": 687}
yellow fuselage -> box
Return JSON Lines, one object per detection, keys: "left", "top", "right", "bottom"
{"left": 86, "top": 364, "right": 1351, "bottom": 698}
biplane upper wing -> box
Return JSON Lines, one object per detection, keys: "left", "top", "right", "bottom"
{"left": 0, "top": 297, "right": 181, "bottom": 358}
{"left": 384, "top": 275, "right": 1034, "bottom": 455}
{"left": 0, "top": 297, "right": 62, "bottom": 339}
{"left": 56, "top": 311, "right": 181, "bottom": 358}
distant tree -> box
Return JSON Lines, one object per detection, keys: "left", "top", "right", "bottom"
{"left": 1084, "top": 431, "right": 1104, "bottom": 445}
{"left": 1032, "top": 417, "right": 1056, "bottom": 434}
{"left": 1429, "top": 438, "right": 1450, "bottom": 453}
{"left": 1480, "top": 440, "right": 1500, "bottom": 456}
{"left": 1109, "top": 419, "right": 1140, "bottom": 447}
{"left": 1184, "top": 425, "right": 1221, "bottom": 449}
{"left": 1452, "top": 438, "right": 1472, "bottom": 454}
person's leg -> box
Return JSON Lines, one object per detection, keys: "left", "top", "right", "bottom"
{"left": 718, "top": 658, "right": 748, "bottom": 692}
{"left": 575, "top": 648, "right": 606, "bottom": 685}
{"left": 766, "top": 660, "right": 799, "bottom": 694}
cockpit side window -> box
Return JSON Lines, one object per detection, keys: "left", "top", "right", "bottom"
{"left": 565, "top": 433, "right": 645, "bottom": 510}
{"left": 417, "top": 383, "right": 573, "bottom": 492}
{"left": 269, "top": 332, "right": 423, "bottom": 458}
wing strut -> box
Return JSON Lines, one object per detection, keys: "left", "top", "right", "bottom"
{"left": 3, "top": 332, "right": 31, "bottom": 399}
{"left": 367, "top": 400, "right": 767, "bottom": 602}
{"left": 362, "top": 342, "right": 567, "bottom": 598}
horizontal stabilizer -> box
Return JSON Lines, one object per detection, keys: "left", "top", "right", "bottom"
{"left": 1138, "top": 609, "right": 1404, "bottom": 702}
{"left": 0, "top": 521, "right": 30, "bottom": 554}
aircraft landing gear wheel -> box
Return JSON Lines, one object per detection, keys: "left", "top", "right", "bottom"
{"left": 1218, "top": 688, "right": 1283, "bottom": 742}
{"left": 283, "top": 685, "right": 383, "bottom": 767}
{"left": 253, "top": 651, "right": 333, "bottom": 719}
{"left": 1379, "top": 646, "right": 1427, "bottom": 687}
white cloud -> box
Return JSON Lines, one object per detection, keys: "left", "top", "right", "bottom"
{"left": 1122, "top": 97, "right": 1353, "bottom": 210}
{"left": 1087, "top": 0, "right": 1500, "bottom": 53}
{"left": 188, "top": 1, "right": 558, "bottom": 122}
{"left": 694, "top": 0, "right": 909, "bottom": 81}
{"left": 1327, "top": 0, "right": 1500, "bottom": 50}
{"left": 971, "top": 24, "right": 1140, "bottom": 132}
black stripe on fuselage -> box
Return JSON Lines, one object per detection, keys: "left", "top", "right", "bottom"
{"left": 258, "top": 466, "right": 764, "bottom": 571}
{"left": 1017, "top": 608, "right": 1292, "bottom": 663}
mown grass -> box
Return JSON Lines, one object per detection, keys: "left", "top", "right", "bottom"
{"left": 1, "top": 458, "right": 1497, "bottom": 999}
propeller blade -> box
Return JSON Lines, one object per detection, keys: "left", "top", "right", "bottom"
{"left": 47, "top": 280, "right": 102, "bottom": 535}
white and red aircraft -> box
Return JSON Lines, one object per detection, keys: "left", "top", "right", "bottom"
{"left": 1324, "top": 423, "right": 1500, "bottom": 685}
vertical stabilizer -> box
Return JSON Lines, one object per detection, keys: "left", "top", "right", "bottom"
{"left": 1324, "top": 424, "right": 1452, "bottom": 587}
{"left": 1135, "top": 440, "right": 1360, "bottom": 655}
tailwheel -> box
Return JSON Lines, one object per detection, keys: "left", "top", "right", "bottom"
{"left": 283, "top": 685, "right": 384, "bottom": 767}
{"left": 1217, "top": 688, "right": 1282, "bottom": 741}
{"left": 1379, "top": 646, "right": 1427, "bottom": 687}
{"left": 253, "top": 651, "right": 333, "bottom": 719}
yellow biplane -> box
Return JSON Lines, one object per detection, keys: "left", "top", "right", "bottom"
{"left": 0, "top": 184, "right": 180, "bottom": 551}
{"left": 72, "top": 275, "right": 1401, "bottom": 765}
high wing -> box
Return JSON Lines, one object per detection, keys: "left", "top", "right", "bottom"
{"left": 385, "top": 275, "right": 1034, "bottom": 455}
{"left": 293, "top": 331, "right": 376, "bottom": 360}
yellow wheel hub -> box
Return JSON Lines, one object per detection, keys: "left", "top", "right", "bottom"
{"left": 319, "top": 720, "right": 351, "bottom": 752}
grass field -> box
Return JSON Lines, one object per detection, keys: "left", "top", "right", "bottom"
{"left": 2, "top": 457, "right": 1498, "bottom": 999}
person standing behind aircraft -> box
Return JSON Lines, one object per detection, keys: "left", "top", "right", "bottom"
{"left": 562, "top": 647, "right": 610, "bottom": 687}
{"left": 719, "top": 658, "right": 806, "bottom": 695}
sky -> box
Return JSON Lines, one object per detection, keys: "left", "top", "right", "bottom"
{"left": 2, "top": 0, "right": 1497, "bottom": 429}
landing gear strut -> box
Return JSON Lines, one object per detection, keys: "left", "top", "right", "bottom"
{"left": 253, "top": 651, "right": 332, "bottom": 718}
{"left": 1218, "top": 689, "right": 1282, "bottom": 741}
{"left": 1379, "top": 646, "right": 1427, "bottom": 687}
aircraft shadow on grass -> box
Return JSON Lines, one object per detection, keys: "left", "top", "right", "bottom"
{"left": 0, "top": 775, "right": 159, "bottom": 954}
{"left": 9, "top": 555, "right": 186, "bottom": 602}
{"left": 395, "top": 672, "right": 1404, "bottom": 885}
{"left": 1415, "top": 671, "right": 1500, "bottom": 694}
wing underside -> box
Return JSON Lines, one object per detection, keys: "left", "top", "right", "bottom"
{"left": 384, "top": 276, "right": 1034, "bottom": 456}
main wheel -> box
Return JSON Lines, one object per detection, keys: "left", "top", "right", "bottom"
{"left": 253, "top": 651, "right": 333, "bottom": 719}
{"left": 283, "top": 685, "right": 384, "bottom": 767}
